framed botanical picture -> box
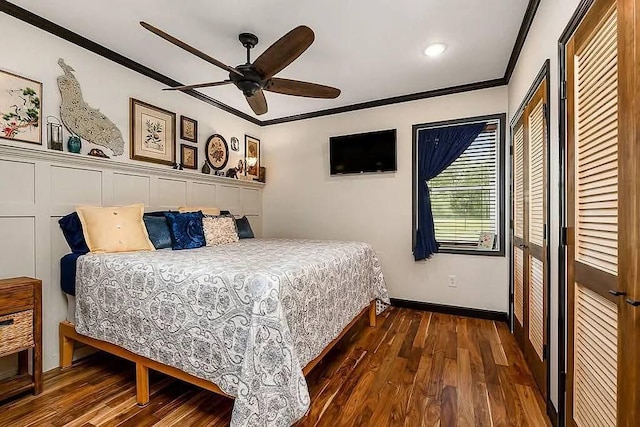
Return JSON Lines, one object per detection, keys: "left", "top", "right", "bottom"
{"left": 205, "top": 134, "right": 229, "bottom": 171}
{"left": 0, "top": 70, "right": 42, "bottom": 144}
{"left": 130, "top": 98, "right": 176, "bottom": 166}
{"left": 180, "top": 115, "right": 197, "bottom": 143}
{"left": 244, "top": 135, "right": 260, "bottom": 180}
{"left": 180, "top": 144, "right": 197, "bottom": 169}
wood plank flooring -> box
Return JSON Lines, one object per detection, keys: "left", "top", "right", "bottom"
{"left": 0, "top": 307, "right": 550, "bottom": 426}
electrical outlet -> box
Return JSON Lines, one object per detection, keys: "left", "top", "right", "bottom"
{"left": 448, "top": 275, "right": 457, "bottom": 287}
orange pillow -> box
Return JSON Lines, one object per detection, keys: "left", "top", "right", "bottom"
{"left": 76, "top": 204, "right": 155, "bottom": 253}
{"left": 178, "top": 206, "right": 221, "bottom": 216}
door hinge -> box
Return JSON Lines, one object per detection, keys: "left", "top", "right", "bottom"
{"left": 560, "top": 80, "right": 567, "bottom": 100}
{"left": 543, "top": 223, "right": 547, "bottom": 241}
{"left": 559, "top": 371, "right": 567, "bottom": 395}
{"left": 510, "top": 219, "right": 514, "bottom": 230}
{"left": 560, "top": 226, "right": 568, "bottom": 246}
{"left": 543, "top": 344, "right": 548, "bottom": 361}
{"left": 509, "top": 145, "right": 514, "bottom": 155}
{"left": 543, "top": 103, "right": 548, "bottom": 118}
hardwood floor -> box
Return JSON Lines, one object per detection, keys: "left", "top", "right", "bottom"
{"left": 0, "top": 307, "right": 550, "bottom": 426}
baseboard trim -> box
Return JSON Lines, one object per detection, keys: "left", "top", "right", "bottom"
{"left": 547, "top": 399, "right": 559, "bottom": 427}
{"left": 389, "top": 298, "right": 508, "bottom": 323}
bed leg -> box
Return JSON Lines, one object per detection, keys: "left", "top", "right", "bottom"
{"left": 136, "top": 363, "right": 150, "bottom": 407}
{"left": 369, "top": 301, "right": 377, "bottom": 327}
{"left": 59, "top": 328, "right": 75, "bottom": 369}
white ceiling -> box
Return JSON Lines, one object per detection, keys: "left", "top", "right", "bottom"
{"left": 14, "top": 0, "right": 528, "bottom": 121}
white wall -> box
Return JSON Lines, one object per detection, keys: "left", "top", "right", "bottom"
{"left": 0, "top": 14, "right": 263, "bottom": 376}
{"left": 262, "top": 87, "right": 509, "bottom": 312}
{"left": 506, "top": 0, "right": 582, "bottom": 410}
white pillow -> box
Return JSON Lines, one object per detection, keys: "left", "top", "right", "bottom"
{"left": 202, "top": 216, "right": 239, "bottom": 246}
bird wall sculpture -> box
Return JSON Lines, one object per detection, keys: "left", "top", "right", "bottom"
{"left": 57, "top": 58, "right": 125, "bottom": 156}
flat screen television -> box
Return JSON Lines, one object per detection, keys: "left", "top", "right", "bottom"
{"left": 329, "top": 129, "right": 397, "bottom": 175}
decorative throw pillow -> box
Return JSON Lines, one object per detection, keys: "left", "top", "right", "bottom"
{"left": 235, "top": 216, "right": 255, "bottom": 239}
{"left": 203, "top": 215, "right": 239, "bottom": 246}
{"left": 76, "top": 204, "right": 155, "bottom": 253}
{"left": 178, "top": 206, "right": 221, "bottom": 216}
{"left": 143, "top": 215, "right": 172, "bottom": 249}
{"left": 58, "top": 212, "right": 89, "bottom": 254}
{"left": 164, "top": 211, "right": 206, "bottom": 250}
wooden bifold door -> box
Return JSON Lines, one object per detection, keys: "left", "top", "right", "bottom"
{"left": 512, "top": 79, "right": 548, "bottom": 399}
{"left": 564, "top": 0, "right": 640, "bottom": 425}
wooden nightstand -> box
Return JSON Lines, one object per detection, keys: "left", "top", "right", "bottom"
{"left": 0, "top": 277, "right": 42, "bottom": 401}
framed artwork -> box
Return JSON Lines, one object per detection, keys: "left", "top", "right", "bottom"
{"left": 180, "top": 144, "right": 197, "bottom": 169}
{"left": 130, "top": 98, "right": 176, "bottom": 166}
{"left": 205, "top": 134, "right": 229, "bottom": 170}
{"left": 180, "top": 115, "right": 197, "bottom": 143}
{"left": 244, "top": 135, "right": 260, "bottom": 180}
{"left": 0, "top": 70, "right": 42, "bottom": 144}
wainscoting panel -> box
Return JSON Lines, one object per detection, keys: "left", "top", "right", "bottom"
{"left": 0, "top": 159, "right": 35, "bottom": 205}
{"left": 240, "top": 188, "right": 261, "bottom": 216}
{"left": 51, "top": 165, "right": 103, "bottom": 206}
{"left": 218, "top": 185, "right": 241, "bottom": 215}
{"left": 191, "top": 182, "right": 217, "bottom": 207}
{"left": 113, "top": 173, "right": 151, "bottom": 207}
{"left": 0, "top": 143, "right": 264, "bottom": 376}
{"left": 156, "top": 178, "right": 188, "bottom": 209}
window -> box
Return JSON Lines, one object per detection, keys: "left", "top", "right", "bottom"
{"left": 413, "top": 114, "right": 505, "bottom": 256}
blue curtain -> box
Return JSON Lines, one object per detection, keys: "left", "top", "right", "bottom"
{"left": 414, "top": 122, "right": 486, "bottom": 260}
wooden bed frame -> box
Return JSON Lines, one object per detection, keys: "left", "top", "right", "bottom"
{"left": 59, "top": 300, "right": 377, "bottom": 406}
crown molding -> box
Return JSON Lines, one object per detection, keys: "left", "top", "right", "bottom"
{"left": 0, "top": 142, "right": 265, "bottom": 188}
{"left": 1, "top": 0, "right": 540, "bottom": 126}
{"left": 262, "top": 78, "right": 506, "bottom": 125}
{"left": 503, "top": 0, "right": 542, "bottom": 83}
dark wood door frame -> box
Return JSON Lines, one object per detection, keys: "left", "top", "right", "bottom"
{"left": 509, "top": 59, "right": 551, "bottom": 410}
{"left": 557, "top": 2, "right": 598, "bottom": 427}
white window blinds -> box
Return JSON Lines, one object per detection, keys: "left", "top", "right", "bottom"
{"left": 428, "top": 120, "right": 500, "bottom": 248}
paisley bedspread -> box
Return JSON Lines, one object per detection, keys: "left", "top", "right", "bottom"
{"left": 74, "top": 238, "right": 389, "bottom": 426}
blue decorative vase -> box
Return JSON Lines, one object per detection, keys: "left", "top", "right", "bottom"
{"left": 67, "top": 136, "right": 81, "bottom": 153}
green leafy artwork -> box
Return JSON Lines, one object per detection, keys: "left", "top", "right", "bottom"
{"left": 1, "top": 87, "right": 40, "bottom": 139}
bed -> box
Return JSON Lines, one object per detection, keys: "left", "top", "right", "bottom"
{"left": 59, "top": 238, "right": 389, "bottom": 426}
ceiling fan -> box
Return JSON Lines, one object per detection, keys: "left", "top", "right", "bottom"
{"left": 140, "top": 22, "right": 341, "bottom": 115}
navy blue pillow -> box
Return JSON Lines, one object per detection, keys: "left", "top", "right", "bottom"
{"left": 143, "top": 215, "right": 172, "bottom": 249}
{"left": 235, "top": 216, "right": 255, "bottom": 239}
{"left": 58, "top": 212, "right": 89, "bottom": 254}
{"left": 164, "top": 211, "right": 205, "bottom": 250}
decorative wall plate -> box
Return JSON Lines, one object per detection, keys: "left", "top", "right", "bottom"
{"left": 230, "top": 136, "right": 240, "bottom": 151}
{"left": 205, "top": 134, "right": 229, "bottom": 170}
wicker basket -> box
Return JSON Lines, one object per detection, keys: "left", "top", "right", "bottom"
{"left": 0, "top": 309, "right": 34, "bottom": 357}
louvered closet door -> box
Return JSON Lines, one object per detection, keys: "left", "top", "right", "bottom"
{"left": 566, "top": 0, "right": 620, "bottom": 425}
{"left": 524, "top": 84, "right": 548, "bottom": 396}
{"left": 511, "top": 80, "right": 548, "bottom": 398}
{"left": 512, "top": 120, "right": 527, "bottom": 349}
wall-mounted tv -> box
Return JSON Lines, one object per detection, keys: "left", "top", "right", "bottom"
{"left": 329, "top": 129, "right": 397, "bottom": 175}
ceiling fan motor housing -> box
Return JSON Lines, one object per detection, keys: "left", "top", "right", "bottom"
{"left": 230, "top": 64, "right": 264, "bottom": 97}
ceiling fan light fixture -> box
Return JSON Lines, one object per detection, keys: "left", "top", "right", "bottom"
{"left": 424, "top": 43, "right": 447, "bottom": 58}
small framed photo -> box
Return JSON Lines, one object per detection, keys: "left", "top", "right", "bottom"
{"left": 180, "top": 115, "right": 197, "bottom": 143}
{"left": 0, "top": 70, "right": 43, "bottom": 145}
{"left": 244, "top": 135, "right": 260, "bottom": 180}
{"left": 130, "top": 98, "right": 176, "bottom": 166}
{"left": 180, "top": 144, "right": 197, "bottom": 169}
{"left": 478, "top": 232, "right": 496, "bottom": 250}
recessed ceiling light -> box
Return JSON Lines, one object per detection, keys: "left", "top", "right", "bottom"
{"left": 424, "top": 43, "right": 447, "bottom": 58}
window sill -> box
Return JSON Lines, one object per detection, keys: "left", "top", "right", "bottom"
{"left": 436, "top": 246, "right": 505, "bottom": 257}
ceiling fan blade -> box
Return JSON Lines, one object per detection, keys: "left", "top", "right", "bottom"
{"left": 265, "top": 78, "right": 341, "bottom": 99}
{"left": 162, "top": 80, "right": 233, "bottom": 91}
{"left": 246, "top": 90, "right": 268, "bottom": 115}
{"left": 140, "top": 22, "right": 243, "bottom": 77}
{"left": 252, "top": 26, "right": 315, "bottom": 79}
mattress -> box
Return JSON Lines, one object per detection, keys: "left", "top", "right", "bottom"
{"left": 73, "top": 238, "right": 389, "bottom": 426}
